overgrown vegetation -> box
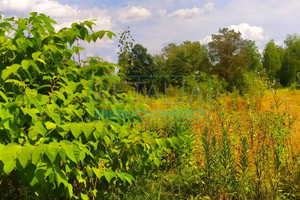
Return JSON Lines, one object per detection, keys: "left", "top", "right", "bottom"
{"left": 0, "top": 13, "right": 299, "bottom": 200}
{"left": 125, "top": 88, "right": 300, "bottom": 199}
{"left": 0, "top": 13, "right": 189, "bottom": 199}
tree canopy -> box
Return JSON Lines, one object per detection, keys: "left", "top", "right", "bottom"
{"left": 262, "top": 39, "right": 282, "bottom": 80}
{"left": 279, "top": 34, "right": 300, "bottom": 86}
{"left": 208, "top": 28, "right": 259, "bottom": 90}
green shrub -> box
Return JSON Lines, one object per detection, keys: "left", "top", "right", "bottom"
{"left": 0, "top": 13, "right": 181, "bottom": 199}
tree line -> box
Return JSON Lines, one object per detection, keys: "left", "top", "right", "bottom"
{"left": 118, "top": 28, "right": 300, "bottom": 91}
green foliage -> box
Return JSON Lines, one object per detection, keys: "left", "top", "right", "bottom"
{"left": 129, "top": 44, "right": 155, "bottom": 76}
{"left": 117, "top": 26, "right": 135, "bottom": 75}
{"left": 246, "top": 40, "right": 263, "bottom": 71}
{"left": 208, "top": 28, "right": 260, "bottom": 90}
{"left": 241, "top": 71, "right": 269, "bottom": 100}
{"left": 0, "top": 13, "right": 178, "bottom": 199}
{"left": 120, "top": 44, "right": 156, "bottom": 92}
{"left": 279, "top": 34, "right": 300, "bottom": 86}
{"left": 153, "top": 41, "right": 211, "bottom": 89}
{"left": 262, "top": 39, "right": 282, "bottom": 80}
{"left": 1, "top": 11, "right": 299, "bottom": 200}
{"left": 237, "top": 137, "right": 252, "bottom": 199}
{"left": 161, "top": 41, "right": 210, "bottom": 76}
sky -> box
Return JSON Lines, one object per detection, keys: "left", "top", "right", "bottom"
{"left": 1, "top": 0, "right": 300, "bottom": 62}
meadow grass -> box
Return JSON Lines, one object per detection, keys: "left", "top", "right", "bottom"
{"left": 126, "top": 89, "right": 300, "bottom": 199}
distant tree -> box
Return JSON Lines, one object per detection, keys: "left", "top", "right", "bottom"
{"left": 117, "top": 26, "right": 134, "bottom": 75}
{"left": 208, "top": 28, "right": 255, "bottom": 90}
{"left": 245, "top": 40, "right": 262, "bottom": 71}
{"left": 162, "top": 41, "right": 210, "bottom": 76}
{"left": 154, "top": 41, "right": 211, "bottom": 88}
{"left": 128, "top": 44, "right": 155, "bottom": 76}
{"left": 279, "top": 34, "right": 300, "bottom": 86}
{"left": 262, "top": 40, "right": 281, "bottom": 80}
{"left": 126, "top": 44, "right": 156, "bottom": 92}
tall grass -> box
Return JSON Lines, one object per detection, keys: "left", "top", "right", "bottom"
{"left": 124, "top": 88, "right": 300, "bottom": 199}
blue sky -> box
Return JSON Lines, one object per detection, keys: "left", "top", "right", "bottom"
{"left": 1, "top": 0, "right": 300, "bottom": 62}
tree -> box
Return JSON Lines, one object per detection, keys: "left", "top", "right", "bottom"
{"left": 279, "top": 34, "right": 300, "bottom": 86}
{"left": 162, "top": 41, "right": 211, "bottom": 76}
{"left": 117, "top": 26, "right": 134, "bottom": 75}
{"left": 262, "top": 40, "right": 281, "bottom": 80}
{"left": 153, "top": 41, "right": 211, "bottom": 88}
{"left": 128, "top": 44, "right": 155, "bottom": 76}
{"left": 208, "top": 28, "right": 257, "bottom": 90}
{"left": 126, "top": 44, "right": 156, "bottom": 92}
{"left": 245, "top": 40, "right": 262, "bottom": 71}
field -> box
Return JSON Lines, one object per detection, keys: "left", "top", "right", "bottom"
{"left": 124, "top": 88, "right": 300, "bottom": 199}
{"left": 0, "top": 13, "right": 300, "bottom": 200}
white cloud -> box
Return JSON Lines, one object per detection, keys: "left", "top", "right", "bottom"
{"left": 228, "top": 23, "right": 268, "bottom": 41}
{"left": 53, "top": 8, "right": 113, "bottom": 32}
{"left": 118, "top": 6, "right": 151, "bottom": 23}
{"left": 0, "top": 0, "right": 36, "bottom": 11}
{"left": 157, "top": 9, "right": 167, "bottom": 17}
{"left": 0, "top": 0, "right": 115, "bottom": 52}
{"left": 35, "top": 1, "right": 79, "bottom": 18}
{"left": 199, "top": 35, "right": 212, "bottom": 44}
{"left": 0, "top": 0, "right": 78, "bottom": 17}
{"left": 198, "top": 23, "right": 268, "bottom": 47}
{"left": 168, "top": 2, "right": 213, "bottom": 19}
{"left": 0, "top": 0, "right": 113, "bottom": 31}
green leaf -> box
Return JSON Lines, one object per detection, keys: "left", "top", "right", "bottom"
{"left": 28, "top": 121, "right": 47, "bottom": 139}
{"left": 83, "top": 20, "right": 95, "bottom": 30}
{"left": 21, "top": 107, "right": 39, "bottom": 121}
{"left": 32, "top": 144, "right": 45, "bottom": 165}
{"left": 45, "top": 121, "right": 56, "bottom": 130}
{"left": 0, "top": 143, "right": 21, "bottom": 174}
{"left": 81, "top": 193, "right": 89, "bottom": 200}
{"left": 4, "top": 160, "right": 16, "bottom": 174}
{"left": 106, "top": 32, "right": 116, "bottom": 39}
{"left": 45, "top": 142, "right": 59, "bottom": 163}
{"left": 54, "top": 91, "right": 66, "bottom": 101}
{"left": 92, "top": 168, "right": 105, "bottom": 184}
{"left": 32, "top": 51, "right": 42, "bottom": 61}
{"left": 0, "top": 90, "right": 8, "bottom": 102}
{"left": 53, "top": 165, "right": 68, "bottom": 187}
{"left": 21, "top": 59, "right": 29, "bottom": 69}
{"left": 18, "top": 144, "right": 34, "bottom": 168}
{"left": 104, "top": 169, "right": 116, "bottom": 183}
{"left": 37, "top": 58, "right": 46, "bottom": 64}
{"left": 124, "top": 173, "right": 135, "bottom": 184}
{"left": 104, "top": 135, "right": 111, "bottom": 146}
{"left": 1, "top": 64, "right": 21, "bottom": 80}
{"left": 0, "top": 117, "right": 10, "bottom": 127}
{"left": 36, "top": 121, "right": 47, "bottom": 135}
{"left": 28, "top": 127, "right": 39, "bottom": 140}
{"left": 82, "top": 123, "right": 95, "bottom": 139}
{"left": 119, "top": 126, "right": 130, "bottom": 138}
{"left": 0, "top": 21, "right": 12, "bottom": 29}
{"left": 61, "top": 141, "right": 80, "bottom": 163}
{"left": 72, "top": 46, "right": 84, "bottom": 54}
{"left": 70, "top": 123, "right": 82, "bottom": 139}
{"left": 93, "top": 124, "right": 104, "bottom": 139}
{"left": 96, "top": 31, "right": 105, "bottom": 40}
{"left": 67, "top": 183, "right": 74, "bottom": 198}
{"left": 49, "top": 112, "right": 61, "bottom": 125}
{"left": 117, "top": 172, "right": 135, "bottom": 184}
{"left": 5, "top": 79, "right": 27, "bottom": 87}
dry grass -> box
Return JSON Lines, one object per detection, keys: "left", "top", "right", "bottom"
{"left": 141, "top": 88, "right": 300, "bottom": 199}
